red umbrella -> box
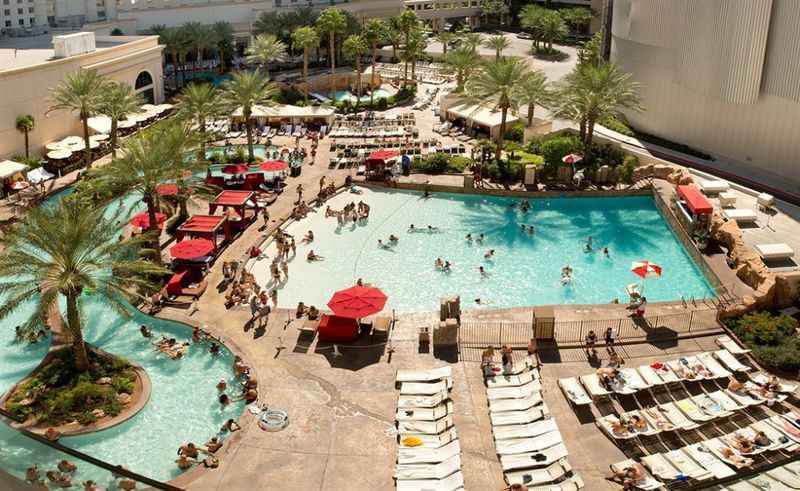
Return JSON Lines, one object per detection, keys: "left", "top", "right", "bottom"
{"left": 222, "top": 164, "right": 249, "bottom": 175}
{"left": 368, "top": 149, "right": 399, "bottom": 161}
{"left": 156, "top": 183, "right": 178, "bottom": 196}
{"left": 562, "top": 153, "right": 583, "bottom": 165}
{"left": 630, "top": 261, "right": 662, "bottom": 279}
{"left": 170, "top": 239, "right": 215, "bottom": 260}
{"left": 130, "top": 211, "right": 166, "bottom": 229}
{"left": 327, "top": 286, "right": 388, "bottom": 319}
{"left": 259, "top": 160, "right": 288, "bottom": 172}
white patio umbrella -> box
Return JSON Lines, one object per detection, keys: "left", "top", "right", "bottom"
{"left": 27, "top": 167, "right": 55, "bottom": 184}
{"left": 47, "top": 149, "right": 73, "bottom": 160}
{"left": 62, "top": 136, "right": 84, "bottom": 146}
{"left": 45, "top": 141, "right": 69, "bottom": 151}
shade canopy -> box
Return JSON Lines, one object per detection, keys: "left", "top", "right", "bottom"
{"left": 259, "top": 160, "right": 289, "bottom": 172}
{"left": 677, "top": 185, "right": 713, "bottom": 215}
{"left": 178, "top": 215, "right": 226, "bottom": 235}
{"left": 327, "top": 285, "right": 388, "bottom": 319}
{"left": 156, "top": 183, "right": 179, "bottom": 196}
{"left": 170, "top": 239, "right": 215, "bottom": 260}
{"left": 631, "top": 261, "right": 662, "bottom": 279}
{"left": 87, "top": 115, "right": 112, "bottom": 134}
{"left": 368, "top": 150, "right": 399, "bottom": 161}
{"left": 27, "top": 167, "right": 55, "bottom": 184}
{"left": 0, "top": 160, "right": 28, "bottom": 179}
{"left": 222, "top": 164, "right": 249, "bottom": 175}
{"left": 130, "top": 211, "right": 166, "bottom": 229}
{"left": 211, "top": 190, "right": 253, "bottom": 207}
{"left": 318, "top": 314, "right": 360, "bottom": 342}
{"left": 47, "top": 150, "right": 72, "bottom": 160}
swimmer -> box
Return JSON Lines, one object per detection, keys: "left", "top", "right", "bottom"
{"left": 221, "top": 419, "right": 241, "bottom": 433}
{"left": 528, "top": 225, "right": 535, "bottom": 235}
{"left": 474, "top": 298, "right": 493, "bottom": 305}
{"left": 378, "top": 239, "right": 390, "bottom": 249}
{"left": 209, "top": 343, "right": 220, "bottom": 356}
{"left": 408, "top": 224, "right": 416, "bottom": 232}
{"left": 466, "top": 233, "right": 472, "bottom": 241}
{"left": 484, "top": 249, "right": 495, "bottom": 259}
{"left": 139, "top": 325, "right": 152, "bottom": 338}
{"left": 307, "top": 250, "right": 324, "bottom": 261}
{"left": 603, "top": 247, "right": 609, "bottom": 257}
{"left": 389, "top": 234, "right": 399, "bottom": 243}
{"left": 219, "top": 393, "right": 230, "bottom": 406}
{"left": 479, "top": 266, "right": 489, "bottom": 277}
{"left": 443, "top": 261, "right": 452, "bottom": 272}
{"left": 477, "top": 233, "right": 485, "bottom": 243}
{"left": 356, "top": 278, "right": 364, "bottom": 286}
{"left": 216, "top": 378, "right": 227, "bottom": 392}
{"left": 205, "top": 436, "right": 223, "bottom": 453}
{"left": 585, "top": 236, "right": 593, "bottom": 252}
{"left": 561, "top": 265, "right": 573, "bottom": 276}
{"left": 427, "top": 225, "right": 439, "bottom": 232}
{"left": 435, "top": 258, "right": 444, "bottom": 269}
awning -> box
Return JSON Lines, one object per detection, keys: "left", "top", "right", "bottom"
{"left": 677, "top": 185, "right": 713, "bottom": 215}
{"left": 368, "top": 150, "right": 399, "bottom": 161}
{"left": 222, "top": 164, "right": 249, "bottom": 175}
{"left": 211, "top": 190, "right": 253, "bottom": 207}
{"left": 88, "top": 115, "right": 112, "bottom": 134}
{"left": 232, "top": 103, "right": 335, "bottom": 119}
{"left": 170, "top": 239, "right": 215, "bottom": 260}
{"left": 318, "top": 314, "right": 359, "bottom": 343}
{"left": 0, "top": 160, "right": 28, "bottom": 179}
{"left": 156, "top": 183, "right": 179, "bottom": 196}
{"left": 446, "top": 103, "right": 519, "bottom": 129}
{"left": 259, "top": 160, "right": 289, "bottom": 172}
{"left": 130, "top": 211, "right": 167, "bottom": 229}
{"left": 27, "top": 167, "right": 55, "bottom": 184}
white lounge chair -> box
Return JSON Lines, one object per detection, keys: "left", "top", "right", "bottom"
{"left": 490, "top": 405, "right": 550, "bottom": 427}
{"left": 579, "top": 374, "right": 611, "bottom": 398}
{"left": 757, "top": 192, "right": 774, "bottom": 210}
{"left": 751, "top": 372, "right": 798, "bottom": 393}
{"left": 725, "top": 388, "right": 762, "bottom": 407}
{"left": 767, "top": 415, "right": 800, "bottom": 445}
{"left": 397, "top": 366, "right": 453, "bottom": 383}
{"left": 754, "top": 243, "right": 795, "bottom": 261}
{"left": 647, "top": 362, "right": 680, "bottom": 383}
{"left": 399, "top": 428, "right": 459, "bottom": 449}
{"left": 395, "top": 454, "right": 461, "bottom": 480}
{"left": 700, "top": 180, "right": 730, "bottom": 194}
{"left": 683, "top": 443, "right": 737, "bottom": 479}
{"left": 619, "top": 368, "right": 651, "bottom": 391}
{"left": 500, "top": 443, "right": 568, "bottom": 471}
{"left": 396, "top": 470, "right": 464, "bottom": 491}
{"left": 723, "top": 208, "right": 758, "bottom": 223}
{"left": 487, "top": 370, "right": 536, "bottom": 389}
{"left": 397, "top": 440, "right": 461, "bottom": 465}
{"left": 743, "top": 474, "right": 787, "bottom": 490}
{"left": 691, "top": 394, "right": 732, "bottom": 419}
{"left": 715, "top": 336, "right": 750, "bottom": 355}
{"left": 596, "top": 415, "right": 639, "bottom": 440}
{"left": 398, "top": 390, "right": 449, "bottom": 409}
{"left": 505, "top": 356, "right": 538, "bottom": 375}
{"left": 706, "top": 390, "right": 743, "bottom": 412}
{"left": 766, "top": 466, "right": 800, "bottom": 488}
{"left": 495, "top": 430, "right": 562, "bottom": 456}
{"left": 718, "top": 191, "right": 737, "bottom": 208}
{"left": 493, "top": 419, "right": 559, "bottom": 441}
{"left": 558, "top": 377, "right": 592, "bottom": 406}
{"left": 526, "top": 475, "right": 584, "bottom": 491}
{"left": 487, "top": 380, "right": 542, "bottom": 401}
{"left": 662, "top": 448, "right": 712, "bottom": 480}
{"left": 638, "top": 407, "right": 677, "bottom": 433}
{"left": 504, "top": 459, "right": 571, "bottom": 487}
{"left": 636, "top": 366, "right": 665, "bottom": 386}
{"left": 401, "top": 380, "right": 450, "bottom": 396}
{"left": 610, "top": 459, "right": 663, "bottom": 490}
{"left": 749, "top": 420, "right": 793, "bottom": 451}
{"left": 714, "top": 349, "right": 751, "bottom": 372}
{"left": 397, "top": 415, "right": 454, "bottom": 435}
{"left": 675, "top": 399, "right": 715, "bottom": 423}
{"left": 696, "top": 352, "right": 732, "bottom": 378}
{"left": 703, "top": 438, "right": 753, "bottom": 469}
{"left": 641, "top": 453, "right": 681, "bottom": 481}
{"left": 489, "top": 391, "right": 543, "bottom": 413}
{"left": 396, "top": 401, "right": 454, "bottom": 421}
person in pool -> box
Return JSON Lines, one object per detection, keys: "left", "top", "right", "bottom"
{"left": 222, "top": 419, "right": 241, "bottom": 433}
{"left": 389, "top": 234, "right": 399, "bottom": 243}
{"left": 219, "top": 393, "right": 230, "bottom": 406}
{"left": 443, "top": 261, "right": 452, "bottom": 272}
{"left": 139, "top": 325, "right": 152, "bottom": 338}
{"left": 466, "top": 233, "right": 472, "bottom": 241}
{"left": 474, "top": 298, "right": 493, "bottom": 305}
{"left": 477, "top": 233, "right": 485, "bottom": 243}
{"left": 427, "top": 225, "right": 439, "bottom": 232}
{"left": 435, "top": 258, "right": 444, "bottom": 269}
{"left": 585, "top": 236, "right": 593, "bottom": 252}
{"left": 603, "top": 247, "right": 610, "bottom": 257}
{"left": 205, "top": 436, "right": 223, "bottom": 453}
{"left": 484, "top": 249, "right": 495, "bottom": 259}
{"left": 528, "top": 225, "right": 535, "bottom": 235}
{"left": 479, "top": 266, "right": 489, "bottom": 277}
{"left": 216, "top": 378, "right": 227, "bottom": 392}
{"left": 408, "top": 224, "right": 416, "bottom": 232}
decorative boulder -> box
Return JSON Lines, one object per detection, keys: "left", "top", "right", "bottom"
{"left": 91, "top": 409, "right": 105, "bottom": 419}
{"left": 117, "top": 393, "right": 132, "bottom": 405}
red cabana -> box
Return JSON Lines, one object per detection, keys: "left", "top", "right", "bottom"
{"left": 259, "top": 160, "right": 289, "bottom": 172}
{"left": 368, "top": 149, "right": 399, "bottom": 162}
{"left": 677, "top": 185, "right": 713, "bottom": 216}
{"left": 318, "top": 314, "right": 360, "bottom": 342}
{"left": 170, "top": 239, "right": 215, "bottom": 260}
{"left": 176, "top": 215, "right": 230, "bottom": 249}
{"left": 129, "top": 211, "right": 166, "bottom": 229}
{"left": 208, "top": 190, "right": 258, "bottom": 218}
{"left": 222, "top": 164, "right": 249, "bottom": 175}
{"left": 156, "top": 183, "right": 179, "bottom": 196}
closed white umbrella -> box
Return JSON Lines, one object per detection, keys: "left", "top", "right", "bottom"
{"left": 47, "top": 150, "right": 72, "bottom": 160}
{"left": 45, "top": 141, "right": 69, "bottom": 151}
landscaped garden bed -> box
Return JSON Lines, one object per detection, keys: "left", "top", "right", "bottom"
{"left": 725, "top": 311, "right": 800, "bottom": 374}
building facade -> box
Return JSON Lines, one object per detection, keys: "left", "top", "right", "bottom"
{"left": 0, "top": 33, "right": 164, "bottom": 159}
{"left": 610, "top": 0, "right": 800, "bottom": 189}
{"left": 0, "top": 0, "right": 47, "bottom": 34}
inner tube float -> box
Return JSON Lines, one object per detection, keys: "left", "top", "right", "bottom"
{"left": 258, "top": 409, "right": 289, "bottom": 432}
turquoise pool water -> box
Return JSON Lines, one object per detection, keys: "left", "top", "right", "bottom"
{"left": 0, "top": 190, "right": 244, "bottom": 485}
{"left": 252, "top": 187, "right": 715, "bottom": 312}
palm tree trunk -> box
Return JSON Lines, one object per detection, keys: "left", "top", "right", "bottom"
{"left": 579, "top": 117, "right": 587, "bottom": 142}
{"left": 66, "top": 291, "right": 89, "bottom": 371}
{"left": 82, "top": 116, "right": 92, "bottom": 168}
{"left": 391, "top": 43, "right": 397, "bottom": 61}
{"left": 145, "top": 193, "right": 163, "bottom": 264}
{"left": 496, "top": 106, "right": 508, "bottom": 161}
{"left": 585, "top": 118, "right": 596, "bottom": 158}
{"left": 356, "top": 59, "right": 362, "bottom": 97}
{"left": 527, "top": 103, "right": 535, "bottom": 127}
{"left": 329, "top": 33, "right": 336, "bottom": 99}
{"left": 111, "top": 120, "right": 118, "bottom": 159}
{"left": 245, "top": 110, "right": 254, "bottom": 160}
{"left": 496, "top": 49, "right": 501, "bottom": 61}
{"left": 303, "top": 49, "right": 309, "bottom": 103}
{"left": 199, "top": 116, "right": 206, "bottom": 159}
{"left": 442, "top": 42, "right": 447, "bottom": 56}
{"left": 24, "top": 131, "right": 29, "bottom": 158}
{"left": 411, "top": 57, "right": 416, "bottom": 82}
{"left": 370, "top": 44, "right": 377, "bottom": 105}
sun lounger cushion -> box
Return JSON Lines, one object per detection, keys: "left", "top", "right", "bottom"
{"left": 399, "top": 428, "right": 459, "bottom": 449}
{"left": 500, "top": 443, "right": 568, "bottom": 471}
{"left": 398, "top": 391, "right": 449, "bottom": 409}
{"left": 723, "top": 208, "right": 757, "bottom": 223}
{"left": 396, "top": 401, "right": 453, "bottom": 421}
{"left": 397, "top": 440, "right": 461, "bottom": 465}
{"left": 700, "top": 180, "right": 730, "bottom": 193}
{"left": 397, "top": 366, "right": 453, "bottom": 383}
{"left": 663, "top": 448, "right": 711, "bottom": 480}
{"left": 714, "top": 349, "right": 751, "bottom": 372}
{"left": 493, "top": 419, "right": 559, "bottom": 441}
{"left": 396, "top": 470, "right": 464, "bottom": 491}
{"left": 766, "top": 466, "right": 800, "bottom": 488}
{"left": 641, "top": 454, "right": 681, "bottom": 481}
{"left": 715, "top": 336, "right": 750, "bottom": 355}
{"left": 579, "top": 374, "right": 611, "bottom": 398}
{"left": 488, "top": 391, "right": 543, "bottom": 413}
{"left": 683, "top": 443, "right": 736, "bottom": 479}
{"left": 636, "top": 366, "right": 665, "bottom": 386}
{"left": 487, "top": 380, "right": 542, "bottom": 400}
{"left": 754, "top": 243, "right": 794, "bottom": 260}
{"left": 401, "top": 380, "right": 449, "bottom": 396}
{"left": 526, "top": 475, "right": 584, "bottom": 491}
{"left": 487, "top": 371, "right": 536, "bottom": 389}
{"left": 490, "top": 405, "right": 549, "bottom": 427}
{"left": 495, "top": 430, "right": 562, "bottom": 455}
{"left": 558, "top": 377, "right": 592, "bottom": 405}
{"left": 504, "top": 460, "right": 571, "bottom": 487}
{"left": 397, "top": 415, "right": 453, "bottom": 435}
{"left": 395, "top": 454, "right": 461, "bottom": 480}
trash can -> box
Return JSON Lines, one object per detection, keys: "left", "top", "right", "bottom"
{"left": 290, "top": 165, "right": 301, "bottom": 177}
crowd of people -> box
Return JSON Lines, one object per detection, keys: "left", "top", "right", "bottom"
{"left": 325, "top": 200, "right": 370, "bottom": 225}
{"left": 24, "top": 461, "right": 139, "bottom": 490}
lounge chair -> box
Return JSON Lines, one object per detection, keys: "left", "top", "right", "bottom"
{"left": 506, "top": 356, "right": 538, "bottom": 374}
{"left": 396, "top": 401, "right": 453, "bottom": 421}
{"left": 703, "top": 438, "right": 753, "bottom": 469}
{"left": 683, "top": 443, "right": 737, "bottom": 479}
{"left": 696, "top": 352, "right": 732, "bottom": 378}
{"left": 690, "top": 394, "right": 731, "bottom": 419}
{"left": 713, "top": 349, "right": 751, "bottom": 372}
{"left": 397, "top": 415, "right": 453, "bottom": 435}
{"left": 636, "top": 366, "right": 665, "bottom": 386}
{"left": 718, "top": 191, "right": 737, "bottom": 208}
{"left": 504, "top": 459, "right": 571, "bottom": 487}
{"left": 715, "top": 336, "right": 751, "bottom": 355}
{"left": 487, "top": 370, "right": 537, "bottom": 389}
{"left": 399, "top": 428, "right": 459, "bottom": 449}
{"left": 699, "top": 180, "right": 730, "bottom": 194}
{"left": 722, "top": 428, "right": 770, "bottom": 454}
{"left": 749, "top": 420, "right": 794, "bottom": 451}
{"left": 667, "top": 359, "right": 705, "bottom": 382}
{"left": 596, "top": 415, "right": 639, "bottom": 440}
{"left": 610, "top": 459, "right": 663, "bottom": 490}
{"left": 755, "top": 243, "right": 795, "bottom": 261}
{"left": 488, "top": 391, "right": 543, "bottom": 413}
{"left": 525, "top": 475, "right": 584, "bottom": 491}
{"left": 400, "top": 380, "right": 450, "bottom": 396}
{"left": 558, "top": 377, "right": 592, "bottom": 406}
{"left": 619, "top": 368, "right": 651, "bottom": 391}
{"left": 662, "top": 448, "right": 712, "bottom": 480}
{"left": 490, "top": 405, "right": 550, "bottom": 427}
{"left": 673, "top": 399, "right": 714, "bottom": 425}
{"left": 371, "top": 316, "right": 391, "bottom": 339}
{"left": 725, "top": 388, "right": 762, "bottom": 407}
{"left": 486, "top": 380, "right": 542, "bottom": 401}
{"left": 300, "top": 318, "right": 319, "bottom": 336}
{"left": 767, "top": 415, "right": 800, "bottom": 445}
{"left": 751, "top": 372, "right": 798, "bottom": 393}
{"left": 640, "top": 453, "right": 681, "bottom": 481}
{"left": 396, "top": 470, "right": 464, "bottom": 491}
{"left": 766, "top": 466, "right": 800, "bottom": 488}
{"left": 500, "top": 443, "right": 568, "bottom": 471}
{"left": 647, "top": 362, "right": 680, "bottom": 383}
{"left": 743, "top": 474, "right": 793, "bottom": 491}
{"left": 397, "top": 440, "right": 461, "bottom": 465}
{"left": 493, "top": 419, "right": 559, "bottom": 441}
{"left": 579, "top": 374, "right": 611, "bottom": 398}
{"left": 705, "top": 390, "right": 743, "bottom": 412}
{"left": 397, "top": 390, "right": 449, "bottom": 409}
{"left": 638, "top": 407, "right": 677, "bottom": 433}
{"left": 722, "top": 208, "right": 758, "bottom": 223}
{"left": 495, "top": 430, "right": 562, "bottom": 455}
{"left": 397, "top": 366, "right": 452, "bottom": 384}
{"left": 395, "top": 454, "right": 461, "bottom": 480}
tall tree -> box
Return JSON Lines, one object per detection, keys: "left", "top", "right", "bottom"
{"left": 483, "top": 35, "right": 510, "bottom": 60}
{"left": 0, "top": 199, "right": 163, "bottom": 371}
{"left": 48, "top": 69, "right": 106, "bottom": 169}
{"left": 316, "top": 8, "right": 347, "bottom": 99}
{"left": 561, "top": 7, "right": 593, "bottom": 34}
{"left": 183, "top": 22, "right": 214, "bottom": 71}
{"left": 396, "top": 10, "right": 419, "bottom": 84}
{"left": 212, "top": 22, "right": 234, "bottom": 73}
{"left": 539, "top": 10, "right": 568, "bottom": 53}
{"left": 459, "top": 57, "right": 529, "bottom": 160}
{"left": 435, "top": 31, "right": 454, "bottom": 56}
{"left": 96, "top": 82, "right": 144, "bottom": 159}
{"left": 342, "top": 34, "right": 369, "bottom": 99}
{"left": 221, "top": 71, "right": 279, "bottom": 161}
{"left": 246, "top": 34, "right": 288, "bottom": 79}
{"left": 442, "top": 46, "right": 480, "bottom": 92}
{"left": 403, "top": 28, "right": 427, "bottom": 83}
{"left": 385, "top": 18, "right": 402, "bottom": 62}
{"left": 178, "top": 83, "right": 224, "bottom": 158}
{"left": 519, "top": 4, "right": 546, "bottom": 51}
{"left": 158, "top": 27, "right": 190, "bottom": 86}
{"left": 15, "top": 115, "right": 34, "bottom": 159}
{"left": 556, "top": 62, "right": 643, "bottom": 156}
{"left": 518, "top": 70, "right": 550, "bottom": 126}
{"left": 461, "top": 32, "right": 483, "bottom": 53}
{"left": 291, "top": 26, "right": 320, "bottom": 103}
{"left": 364, "top": 18, "right": 388, "bottom": 104}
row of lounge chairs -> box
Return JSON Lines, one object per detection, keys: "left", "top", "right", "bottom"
{"left": 394, "top": 366, "right": 465, "bottom": 491}
{"left": 483, "top": 356, "right": 584, "bottom": 490}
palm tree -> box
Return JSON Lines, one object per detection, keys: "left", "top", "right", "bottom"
{"left": 212, "top": 22, "right": 234, "bottom": 73}
{"left": 518, "top": 70, "right": 550, "bottom": 126}
{"left": 316, "top": 8, "right": 347, "bottom": 99}
{"left": 48, "top": 69, "right": 106, "bottom": 168}
{"left": 364, "top": 19, "right": 387, "bottom": 104}
{"left": 96, "top": 82, "right": 144, "bottom": 159}
{"left": 385, "top": 20, "right": 402, "bottom": 62}
{"left": 461, "top": 32, "right": 483, "bottom": 53}
{"left": 343, "top": 34, "right": 369, "bottom": 99}
{"left": 539, "top": 10, "right": 567, "bottom": 53}
{"left": 183, "top": 22, "right": 213, "bottom": 71}
{"left": 484, "top": 35, "right": 510, "bottom": 60}
{"left": 246, "top": 34, "right": 288, "bottom": 79}
{"left": 556, "top": 62, "right": 643, "bottom": 157}
{"left": 442, "top": 46, "right": 480, "bottom": 92}
{"left": 15, "top": 115, "right": 34, "bottom": 159}
{"left": 221, "top": 71, "right": 279, "bottom": 161}
{"left": 435, "top": 31, "right": 454, "bottom": 56}
{"left": 0, "top": 199, "right": 164, "bottom": 371}
{"left": 519, "top": 5, "right": 546, "bottom": 51}
{"left": 158, "top": 27, "right": 189, "bottom": 86}
{"left": 459, "top": 57, "right": 530, "bottom": 160}
{"left": 178, "top": 83, "right": 224, "bottom": 158}
{"left": 291, "top": 26, "right": 320, "bottom": 103}
{"left": 403, "top": 29, "right": 427, "bottom": 84}
{"left": 396, "top": 10, "right": 419, "bottom": 83}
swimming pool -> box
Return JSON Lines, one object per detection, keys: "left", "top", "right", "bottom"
{"left": 252, "top": 187, "right": 716, "bottom": 312}
{"left": 0, "top": 190, "right": 244, "bottom": 485}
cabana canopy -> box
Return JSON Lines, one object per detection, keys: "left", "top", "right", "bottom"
{"left": 176, "top": 215, "right": 230, "bottom": 247}
{"left": 318, "top": 314, "right": 359, "bottom": 342}
{"left": 209, "top": 190, "right": 257, "bottom": 218}
{"left": 0, "top": 160, "right": 27, "bottom": 179}
{"left": 677, "top": 185, "right": 713, "bottom": 215}
{"left": 446, "top": 104, "right": 520, "bottom": 129}
{"left": 231, "top": 104, "right": 335, "bottom": 123}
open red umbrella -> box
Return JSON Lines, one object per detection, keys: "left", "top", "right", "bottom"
{"left": 562, "top": 153, "right": 583, "bottom": 165}
{"left": 368, "top": 149, "right": 399, "bottom": 161}
{"left": 130, "top": 211, "right": 166, "bottom": 229}
{"left": 156, "top": 183, "right": 179, "bottom": 196}
{"left": 222, "top": 164, "right": 249, "bottom": 175}
{"left": 631, "top": 260, "right": 662, "bottom": 294}
{"left": 327, "top": 286, "right": 388, "bottom": 319}
{"left": 170, "top": 239, "right": 215, "bottom": 260}
{"left": 259, "top": 160, "right": 288, "bottom": 172}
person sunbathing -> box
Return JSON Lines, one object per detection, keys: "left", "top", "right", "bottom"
{"left": 729, "top": 434, "right": 755, "bottom": 453}
{"left": 307, "top": 250, "right": 323, "bottom": 261}
{"left": 720, "top": 446, "right": 753, "bottom": 467}
{"left": 674, "top": 363, "right": 697, "bottom": 380}
{"left": 610, "top": 417, "right": 631, "bottom": 436}
{"left": 46, "top": 471, "right": 72, "bottom": 488}
{"left": 765, "top": 376, "right": 782, "bottom": 392}
{"left": 727, "top": 376, "right": 744, "bottom": 392}
{"left": 627, "top": 414, "right": 647, "bottom": 432}
{"left": 435, "top": 258, "right": 444, "bottom": 270}
{"left": 692, "top": 362, "right": 713, "bottom": 378}
{"left": 25, "top": 465, "right": 39, "bottom": 483}
{"left": 389, "top": 234, "right": 398, "bottom": 243}
{"left": 302, "top": 230, "right": 314, "bottom": 243}
{"left": 753, "top": 430, "right": 771, "bottom": 447}
{"left": 643, "top": 408, "right": 674, "bottom": 431}
{"left": 610, "top": 463, "right": 645, "bottom": 489}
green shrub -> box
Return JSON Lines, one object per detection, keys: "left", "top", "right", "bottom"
{"left": 76, "top": 411, "right": 97, "bottom": 425}
{"left": 448, "top": 156, "right": 473, "bottom": 172}
{"left": 619, "top": 155, "right": 638, "bottom": 184}
{"left": 600, "top": 114, "right": 634, "bottom": 137}
{"left": 376, "top": 98, "right": 388, "bottom": 110}
{"left": 504, "top": 121, "right": 525, "bottom": 143}
{"left": 731, "top": 312, "right": 797, "bottom": 346}
{"left": 518, "top": 152, "right": 544, "bottom": 167}
{"left": 539, "top": 135, "right": 582, "bottom": 170}
{"left": 412, "top": 153, "right": 450, "bottom": 174}
{"left": 592, "top": 143, "right": 626, "bottom": 168}
{"left": 751, "top": 340, "right": 800, "bottom": 372}
{"left": 111, "top": 376, "right": 135, "bottom": 394}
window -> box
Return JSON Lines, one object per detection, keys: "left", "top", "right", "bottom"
{"left": 3, "top": 8, "right": 9, "bottom": 14}
{"left": 30, "top": 18, "right": 34, "bottom": 24}
{"left": 98, "top": 9, "right": 105, "bottom": 16}
{"left": 28, "top": 6, "right": 33, "bottom": 12}
{"left": 134, "top": 71, "right": 153, "bottom": 89}
{"left": 17, "top": 7, "right": 22, "bottom": 12}
{"left": 2, "top": 0, "right": 8, "bottom": 5}
{"left": 18, "top": 18, "right": 24, "bottom": 24}
{"left": 4, "top": 20, "right": 10, "bottom": 26}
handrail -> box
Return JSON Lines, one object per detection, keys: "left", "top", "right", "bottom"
{"left": 0, "top": 407, "right": 183, "bottom": 491}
